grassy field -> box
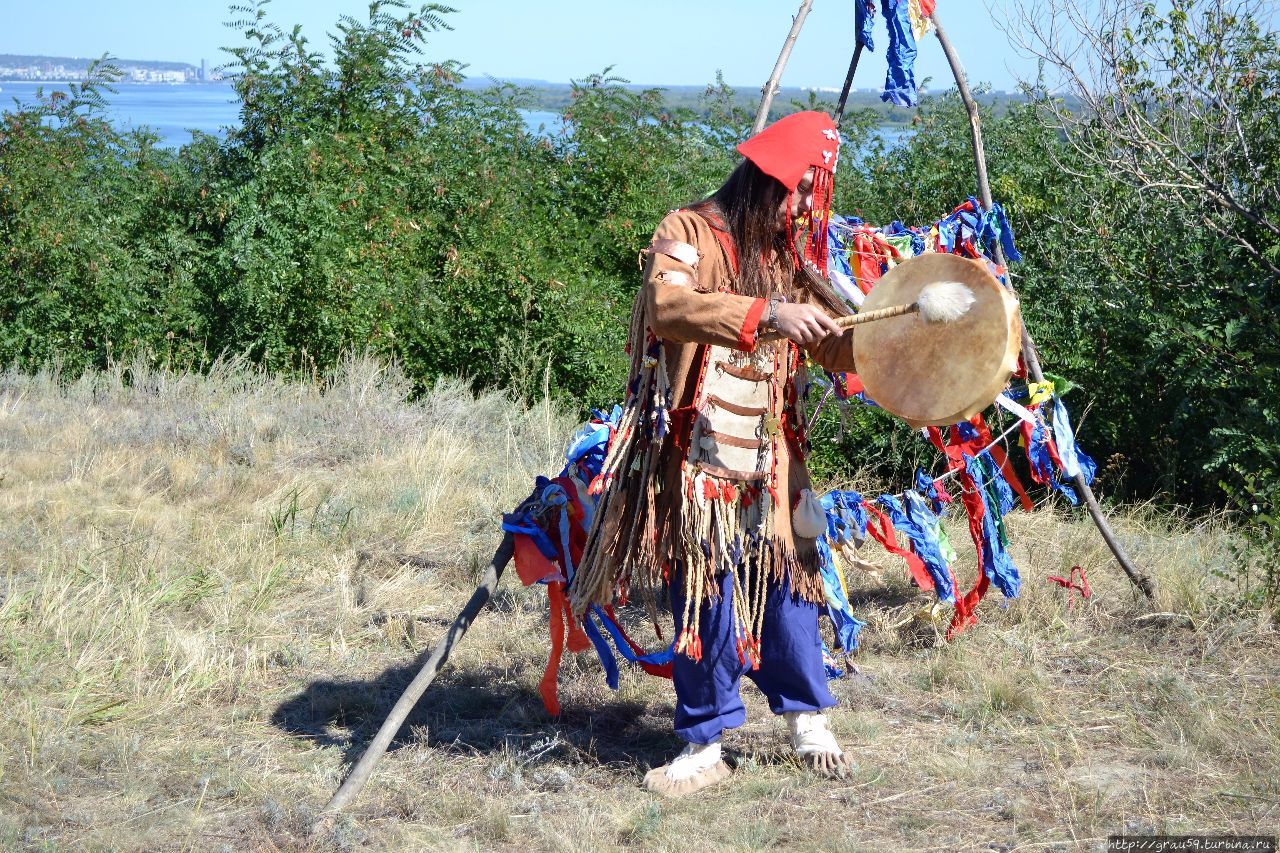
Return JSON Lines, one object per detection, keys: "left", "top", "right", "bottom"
{"left": 0, "top": 358, "right": 1275, "bottom": 851}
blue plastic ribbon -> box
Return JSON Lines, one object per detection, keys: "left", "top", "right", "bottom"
{"left": 856, "top": 0, "right": 877, "bottom": 51}
{"left": 591, "top": 605, "right": 677, "bottom": 667}
{"left": 580, "top": 611, "right": 621, "bottom": 690}
{"left": 880, "top": 0, "right": 919, "bottom": 107}
{"left": 978, "top": 201, "right": 1023, "bottom": 263}
{"left": 816, "top": 536, "right": 867, "bottom": 653}
{"left": 820, "top": 489, "right": 869, "bottom": 546}
{"left": 914, "top": 467, "right": 945, "bottom": 514}
{"left": 827, "top": 216, "right": 857, "bottom": 281}
{"left": 876, "top": 494, "right": 956, "bottom": 603}
{"left": 1025, "top": 416, "right": 1056, "bottom": 484}
{"left": 500, "top": 475, "right": 562, "bottom": 563}
{"left": 533, "top": 482, "right": 575, "bottom": 583}
{"left": 1050, "top": 397, "right": 1097, "bottom": 505}
{"left": 964, "top": 454, "right": 1021, "bottom": 598}
{"left": 956, "top": 419, "right": 980, "bottom": 444}
{"left": 822, "top": 639, "right": 847, "bottom": 679}
{"left": 990, "top": 458, "right": 1017, "bottom": 516}
{"left": 885, "top": 219, "right": 926, "bottom": 255}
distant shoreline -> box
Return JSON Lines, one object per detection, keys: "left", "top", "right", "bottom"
{"left": 0, "top": 79, "right": 232, "bottom": 85}
{"left": 0, "top": 76, "right": 1023, "bottom": 129}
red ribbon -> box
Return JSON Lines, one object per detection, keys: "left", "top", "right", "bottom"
{"left": 1047, "top": 565, "right": 1091, "bottom": 610}
{"left": 862, "top": 499, "right": 935, "bottom": 592}
{"left": 946, "top": 464, "right": 992, "bottom": 640}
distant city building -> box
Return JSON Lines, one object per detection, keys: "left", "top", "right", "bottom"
{"left": 0, "top": 54, "right": 205, "bottom": 83}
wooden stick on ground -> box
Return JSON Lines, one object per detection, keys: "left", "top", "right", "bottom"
{"left": 752, "top": 0, "right": 814, "bottom": 134}
{"left": 322, "top": 533, "right": 516, "bottom": 815}
{"left": 929, "top": 10, "right": 1156, "bottom": 600}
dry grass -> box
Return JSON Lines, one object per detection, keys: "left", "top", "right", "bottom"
{"left": 0, "top": 357, "right": 1275, "bottom": 851}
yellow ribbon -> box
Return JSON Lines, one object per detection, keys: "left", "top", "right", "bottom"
{"left": 1027, "top": 380, "right": 1055, "bottom": 406}
{"left": 925, "top": 225, "right": 940, "bottom": 254}
{"left": 908, "top": 0, "right": 934, "bottom": 41}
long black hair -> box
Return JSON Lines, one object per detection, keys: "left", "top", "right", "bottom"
{"left": 689, "top": 159, "right": 848, "bottom": 316}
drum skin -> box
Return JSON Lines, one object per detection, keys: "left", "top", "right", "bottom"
{"left": 851, "top": 254, "right": 1022, "bottom": 428}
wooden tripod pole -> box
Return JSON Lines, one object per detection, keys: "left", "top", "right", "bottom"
{"left": 323, "top": 533, "right": 516, "bottom": 815}
{"left": 835, "top": 43, "right": 865, "bottom": 125}
{"left": 929, "top": 11, "right": 1155, "bottom": 599}
{"left": 752, "top": 0, "right": 814, "bottom": 134}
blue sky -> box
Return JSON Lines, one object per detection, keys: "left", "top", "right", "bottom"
{"left": 2, "top": 1, "right": 1037, "bottom": 92}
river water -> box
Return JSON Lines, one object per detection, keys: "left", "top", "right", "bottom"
{"left": 1, "top": 81, "right": 907, "bottom": 149}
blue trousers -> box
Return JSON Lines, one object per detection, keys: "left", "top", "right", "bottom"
{"left": 670, "top": 570, "right": 837, "bottom": 744}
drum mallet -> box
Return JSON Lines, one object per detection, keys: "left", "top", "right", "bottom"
{"left": 758, "top": 280, "right": 974, "bottom": 344}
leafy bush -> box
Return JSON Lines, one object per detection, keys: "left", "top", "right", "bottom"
{"left": 0, "top": 62, "right": 206, "bottom": 370}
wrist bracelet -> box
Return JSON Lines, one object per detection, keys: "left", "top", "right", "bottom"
{"left": 766, "top": 295, "right": 786, "bottom": 330}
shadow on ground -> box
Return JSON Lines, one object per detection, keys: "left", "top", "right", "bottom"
{"left": 270, "top": 657, "right": 682, "bottom": 770}
{"left": 845, "top": 583, "right": 925, "bottom": 610}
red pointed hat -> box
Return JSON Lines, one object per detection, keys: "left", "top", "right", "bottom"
{"left": 736, "top": 110, "right": 840, "bottom": 191}
{"left": 737, "top": 110, "right": 840, "bottom": 273}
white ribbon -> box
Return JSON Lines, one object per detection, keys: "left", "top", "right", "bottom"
{"left": 996, "top": 392, "right": 1037, "bottom": 426}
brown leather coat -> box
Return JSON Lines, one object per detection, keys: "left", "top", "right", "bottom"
{"left": 572, "top": 208, "right": 856, "bottom": 620}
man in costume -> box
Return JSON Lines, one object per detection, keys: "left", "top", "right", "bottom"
{"left": 569, "top": 111, "right": 859, "bottom": 796}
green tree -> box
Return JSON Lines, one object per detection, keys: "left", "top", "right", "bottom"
{"left": 0, "top": 59, "right": 207, "bottom": 371}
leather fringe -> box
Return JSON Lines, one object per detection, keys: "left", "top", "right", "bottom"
{"left": 569, "top": 293, "right": 824, "bottom": 662}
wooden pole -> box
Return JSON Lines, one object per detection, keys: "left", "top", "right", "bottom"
{"left": 752, "top": 0, "right": 814, "bottom": 134}
{"left": 929, "top": 11, "right": 1155, "bottom": 599}
{"left": 835, "top": 44, "right": 865, "bottom": 125}
{"left": 322, "top": 533, "right": 516, "bottom": 815}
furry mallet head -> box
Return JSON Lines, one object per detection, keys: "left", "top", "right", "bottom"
{"left": 914, "top": 280, "right": 975, "bottom": 323}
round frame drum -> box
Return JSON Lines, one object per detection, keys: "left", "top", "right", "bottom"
{"left": 852, "top": 254, "right": 1022, "bottom": 428}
